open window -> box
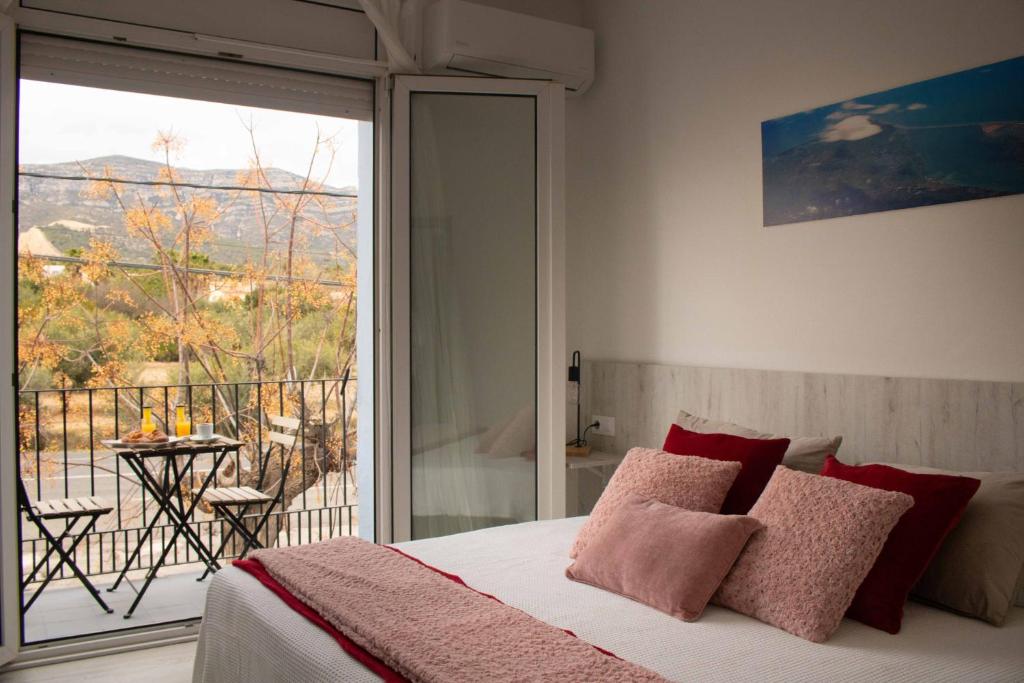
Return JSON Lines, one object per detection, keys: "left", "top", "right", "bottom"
{"left": 6, "top": 33, "right": 375, "bottom": 647}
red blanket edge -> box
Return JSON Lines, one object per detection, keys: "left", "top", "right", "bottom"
{"left": 233, "top": 545, "right": 621, "bottom": 681}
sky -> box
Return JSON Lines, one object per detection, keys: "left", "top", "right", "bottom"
{"left": 762, "top": 54, "right": 1024, "bottom": 157}
{"left": 18, "top": 79, "right": 363, "bottom": 189}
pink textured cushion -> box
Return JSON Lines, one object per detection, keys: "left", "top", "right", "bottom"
{"left": 567, "top": 495, "right": 763, "bottom": 621}
{"left": 570, "top": 447, "right": 741, "bottom": 559}
{"left": 715, "top": 467, "right": 914, "bottom": 642}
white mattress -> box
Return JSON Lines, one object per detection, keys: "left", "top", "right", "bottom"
{"left": 193, "top": 517, "right": 1024, "bottom": 683}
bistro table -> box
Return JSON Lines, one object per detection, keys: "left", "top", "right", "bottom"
{"left": 105, "top": 436, "right": 244, "bottom": 618}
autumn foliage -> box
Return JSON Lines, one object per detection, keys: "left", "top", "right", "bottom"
{"left": 18, "top": 127, "right": 358, "bottom": 528}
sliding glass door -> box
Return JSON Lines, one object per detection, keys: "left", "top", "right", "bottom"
{"left": 390, "top": 76, "right": 565, "bottom": 542}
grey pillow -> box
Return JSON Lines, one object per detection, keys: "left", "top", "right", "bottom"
{"left": 887, "top": 465, "right": 1024, "bottom": 624}
{"left": 674, "top": 410, "right": 842, "bottom": 474}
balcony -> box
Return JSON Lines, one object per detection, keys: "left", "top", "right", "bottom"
{"left": 16, "top": 374, "right": 358, "bottom": 644}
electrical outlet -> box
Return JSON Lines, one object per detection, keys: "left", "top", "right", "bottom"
{"left": 592, "top": 415, "right": 615, "bottom": 437}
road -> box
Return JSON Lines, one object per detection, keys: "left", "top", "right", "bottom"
{"left": 23, "top": 449, "right": 215, "bottom": 502}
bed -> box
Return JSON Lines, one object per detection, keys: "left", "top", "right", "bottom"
{"left": 192, "top": 516, "right": 1024, "bottom": 683}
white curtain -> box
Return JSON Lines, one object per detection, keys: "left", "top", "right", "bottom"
{"left": 357, "top": 0, "right": 420, "bottom": 73}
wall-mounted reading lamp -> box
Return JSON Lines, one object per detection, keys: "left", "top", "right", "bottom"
{"left": 568, "top": 350, "right": 599, "bottom": 455}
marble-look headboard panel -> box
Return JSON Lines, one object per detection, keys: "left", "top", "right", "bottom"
{"left": 583, "top": 360, "right": 1024, "bottom": 472}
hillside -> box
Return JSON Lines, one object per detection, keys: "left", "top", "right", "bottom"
{"left": 17, "top": 226, "right": 63, "bottom": 257}
{"left": 18, "top": 155, "right": 358, "bottom": 266}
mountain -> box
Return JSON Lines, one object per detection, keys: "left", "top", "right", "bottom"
{"left": 18, "top": 155, "right": 358, "bottom": 266}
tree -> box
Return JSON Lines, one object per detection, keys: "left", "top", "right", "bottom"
{"left": 18, "top": 124, "right": 359, "bottom": 554}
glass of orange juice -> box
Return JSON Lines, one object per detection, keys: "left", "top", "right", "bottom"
{"left": 175, "top": 405, "right": 192, "bottom": 437}
{"left": 141, "top": 405, "right": 155, "bottom": 433}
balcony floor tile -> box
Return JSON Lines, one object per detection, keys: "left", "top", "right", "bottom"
{"left": 23, "top": 566, "right": 210, "bottom": 644}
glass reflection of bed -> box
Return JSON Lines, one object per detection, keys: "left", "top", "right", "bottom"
{"left": 410, "top": 405, "right": 536, "bottom": 538}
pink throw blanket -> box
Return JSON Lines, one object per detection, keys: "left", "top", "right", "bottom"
{"left": 247, "top": 536, "right": 666, "bottom": 682}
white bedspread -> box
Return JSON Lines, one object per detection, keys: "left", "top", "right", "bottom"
{"left": 193, "top": 517, "right": 1024, "bottom": 683}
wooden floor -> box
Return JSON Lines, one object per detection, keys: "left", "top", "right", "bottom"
{"left": 0, "top": 642, "right": 196, "bottom": 683}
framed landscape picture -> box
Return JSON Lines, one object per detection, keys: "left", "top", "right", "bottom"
{"left": 762, "top": 55, "right": 1024, "bottom": 226}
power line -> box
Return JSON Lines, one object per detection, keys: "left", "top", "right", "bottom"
{"left": 29, "top": 253, "right": 349, "bottom": 287}
{"left": 18, "top": 171, "right": 358, "bottom": 199}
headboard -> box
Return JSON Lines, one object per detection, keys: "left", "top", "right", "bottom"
{"left": 583, "top": 360, "right": 1024, "bottom": 473}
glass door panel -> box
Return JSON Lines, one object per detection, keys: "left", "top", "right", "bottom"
{"left": 408, "top": 93, "right": 537, "bottom": 539}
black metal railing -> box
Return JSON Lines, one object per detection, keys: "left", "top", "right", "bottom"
{"left": 16, "top": 372, "right": 358, "bottom": 582}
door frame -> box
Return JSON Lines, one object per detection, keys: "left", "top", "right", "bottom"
{"left": 386, "top": 75, "right": 565, "bottom": 543}
{"left": 0, "top": 10, "right": 18, "bottom": 668}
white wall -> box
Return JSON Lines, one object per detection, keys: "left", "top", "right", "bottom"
{"left": 567, "top": 0, "right": 1024, "bottom": 383}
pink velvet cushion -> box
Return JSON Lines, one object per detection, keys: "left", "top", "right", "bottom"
{"left": 715, "top": 466, "right": 914, "bottom": 642}
{"left": 570, "top": 447, "right": 740, "bottom": 559}
{"left": 567, "top": 495, "right": 763, "bottom": 621}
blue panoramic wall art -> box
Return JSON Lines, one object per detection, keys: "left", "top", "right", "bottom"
{"left": 761, "top": 56, "right": 1024, "bottom": 226}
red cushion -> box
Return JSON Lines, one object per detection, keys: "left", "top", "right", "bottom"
{"left": 662, "top": 424, "right": 789, "bottom": 514}
{"left": 819, "top": 455, "right": 981, "bottom": 634}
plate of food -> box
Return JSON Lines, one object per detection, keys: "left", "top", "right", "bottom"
{"left": 102, "top": 430, "right": 184, "bottom": 449}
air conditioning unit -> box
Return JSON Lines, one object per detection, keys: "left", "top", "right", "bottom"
{"left": 422, "top": 0, "right": 595, "bottom": 94}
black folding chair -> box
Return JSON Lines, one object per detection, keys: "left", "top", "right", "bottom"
{"left": 18, "top": 478, "right": 114, "bottom": 614}
{"left": 197, "top": 416, "right": 297, "bottom": 579}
